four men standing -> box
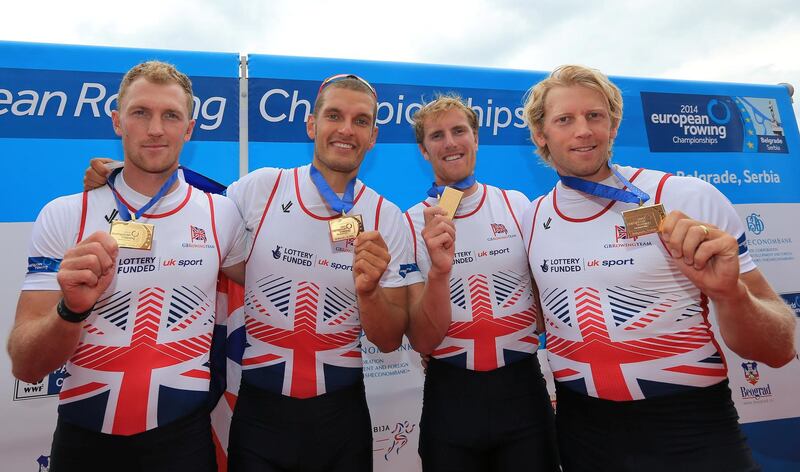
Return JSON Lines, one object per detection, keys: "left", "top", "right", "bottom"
{"left": 8, "top": 60, "right": 798, "bottom": 472}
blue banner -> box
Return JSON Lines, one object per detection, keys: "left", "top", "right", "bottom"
{"left": 248, "top": 78, "right": 529, "bottom": 145}
{"left": 641, "top": 92, "right": 789, "bottom": 153}
{"left": 0, "top": 42, "right": 240, "bottom": 222}
{"left": 0, "top": 67, "right": 237, "bottom": 141}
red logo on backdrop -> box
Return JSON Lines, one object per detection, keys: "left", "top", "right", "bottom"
{"left": 742, "top": 361, "right": 760, "bottom": 385}
{"left": 491, "top": 223, "right": 508, "bottom": 237}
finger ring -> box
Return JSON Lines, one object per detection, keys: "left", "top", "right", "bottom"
{"left": 699, "top": 225, "right": 709, "bottom": 237}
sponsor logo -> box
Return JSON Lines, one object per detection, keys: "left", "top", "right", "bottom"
{"left": 745, "top": 213, "right": 765, "bottom": 235}
{"left": 586, "top": 257, "right": 635, "bottom": 269}
{"left": 540, "top": 258, "right": 582, "bottom": 273}
{"left": 780, "top": 292, "right": 800, "bottom": 318}
{"left": 281, "top": 201, "right": 293, "bottom": 212}
{"left": 743, "top": 213, "right": 794, "bottom": 264}
{"left": 190, "top": 225, "right": 208, "bottom": 243}
{"left": 13, "top": 365, "right": 67, "bottom": 401}
{"left": 477, "top": 248, "right": 510, "bottom": 257}
{"left": 739, "top": 361, "right": 773, "bottom": 400}
{"left": 27, "top": 256, "right": 61, "bottom": 274}
{"left": 104, "top": 208, "right": 119, "bottom": 223}
{"left": 742, "top": 361, "right": 759, "bottom": 385}
{"left": 641, "top": 93, "right": 787, "bottom": 154}
{"left": 399, "top": 263, "right": 419, "bottom": 278}
{"left": 454, "top": 250, "right": 475, "bottom": 265}
{"left": 36, "top": 455, "right": 50, "bottom": 472}
{"left": 317, "top": 258, "right": 352, "bottom": 272}
{"left": 273, "top": 245, "right": 314, "bottom": 267}
{"left": 117, "top": 256, "right": 156, "bottom": 274}
{"left": 373, "top": 420, "right": 417, "bottom": 461}
{"left": 543, "top": 217, "right": 552, "bottom": 230}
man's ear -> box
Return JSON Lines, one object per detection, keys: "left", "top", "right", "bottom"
{"left": 306, "top": 114, "right": 316, "bottom": 140}
{"left": 112, "top": 110, "right": 122, "bottom": 137}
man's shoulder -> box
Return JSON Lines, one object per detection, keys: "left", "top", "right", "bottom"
{"left": 238, "top": 166, "right": 291, "bottom": 185}
{"left": 206, "top": 192, "right": 241, "bottom": 214}
{"left": 40, "top": 190, "right": 97, "bottom": 216}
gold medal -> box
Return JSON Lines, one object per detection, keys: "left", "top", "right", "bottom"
{"left": 622, "top": 203, "right": 666, "bottom": 238}
{"left": 329, "top": 214, "right": 364, "bottom": 242}
{"left": 438, "top": 187, "right": 464, "bottom": 220}
{"left": 109, "top": 220, "right": 154, "bottom": 250}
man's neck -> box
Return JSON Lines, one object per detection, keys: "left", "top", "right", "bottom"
{"left": 312, "top": 163, "right": 357, "bottom": 193}
{"left": 121, "top": 165, "right": 180, "bottom": 197}
{"left": 435, "top": 176, "right": 478, "bottom": 197}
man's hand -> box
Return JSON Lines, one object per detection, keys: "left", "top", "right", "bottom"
{"left": 57, "top": 231, "right": 119, "bottom": 312}
{"left": 353, "top": 231, "right": 391, "bottom": 295}
{"left": 659, "top": 210, "right": 740, "bottom": 300}
{"left": 421, "top": 206, "right": 455, "bottom": 279}
{"left": 83, "top": 158, "right": 116, "bottom": 190}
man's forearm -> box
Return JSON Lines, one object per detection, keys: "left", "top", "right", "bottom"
{"left": 407, "top": 273, "right": 452, "bottom": 355}
{"left": 713, "top": 280, "right": 796, "bottom": 367}
{"left": 359, "top": 286, "right": 408, "bottom": 353}
{"left": 9, "top": 305, "right": 83, "bottom": 383}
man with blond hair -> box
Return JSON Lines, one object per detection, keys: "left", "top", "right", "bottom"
{"left": 405, "top": 94, "right": 558, "bottom": 471}
{"left": 9, "top": 60, "right": 246, "bottom": 471}
{"left": 522, "top": 64, "right": 796, "bottom": 471}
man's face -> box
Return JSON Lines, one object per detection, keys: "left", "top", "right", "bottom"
{"left": 419, "top": 108, "right": 478, "bottom": 186}
{"left": 534, "top": 85, "right": 618, "bottom": 182}
{"left": 112, "top": 78, "right": 195, "bottom": 176}
{"left": 307, "top": 87, "right": 377, "bottom": 178}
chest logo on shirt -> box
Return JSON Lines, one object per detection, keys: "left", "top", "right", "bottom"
{"left": 602, "top": 225, "right": 653, "bottom": 249}
{"left": 182, "top": 225, "right": 215, "bottom": 249}
{"left": 281, "top": 200, "right": 293, "bottom": 213}
{"left": 540, "top": 257, "right": 635, "bottom": 273}
{"left": 273, "top": 245, "right": 314, "bottom": 267}
{"left": 104, "top": 208, "right": 119, "bottom": 224}
{"left": 486, "top": 222, "right": 518, "bottom": 242}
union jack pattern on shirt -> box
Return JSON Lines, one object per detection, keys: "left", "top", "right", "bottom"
{"left": 406, "top": 184, "right": 539, "bottom": 371}
{"left": 22, "top": 176, "right": 245, "bottom": 435}
{"left": 227, "top": 166, "right": 416, "bottom": 398}
{"left": 61, "top": 285, "right": 216, "bottom": 434}
{"left": 524, "top": 166, "right": 755, "bottom": 401}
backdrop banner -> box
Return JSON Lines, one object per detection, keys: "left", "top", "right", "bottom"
{"left": 2, "top": 41, "right": 798, "bottom": 472}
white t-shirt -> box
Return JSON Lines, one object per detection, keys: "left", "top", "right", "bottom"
{"left": 405, "top": 183, "right": 539, "bottom": 371}
{"left": 523, "top": 165, "right": 755, "bottom": 401}
{"left": 23, "top": 171, "right": 246, "bottom": 434}
{"left": 226, "top": 164, "right": 421, "bottom": 398}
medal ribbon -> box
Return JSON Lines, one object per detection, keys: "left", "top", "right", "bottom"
{"left": 309, "top": 164, "right": 357, "bottom": 214}
{"left": 107, "top": 167, "right": 180, "bottom": 221}
{"left": 559, "top": 165, "right": 650, "bottom": 205}
{"left": 426, "top": 174, "right": 476, "bottom": 198}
